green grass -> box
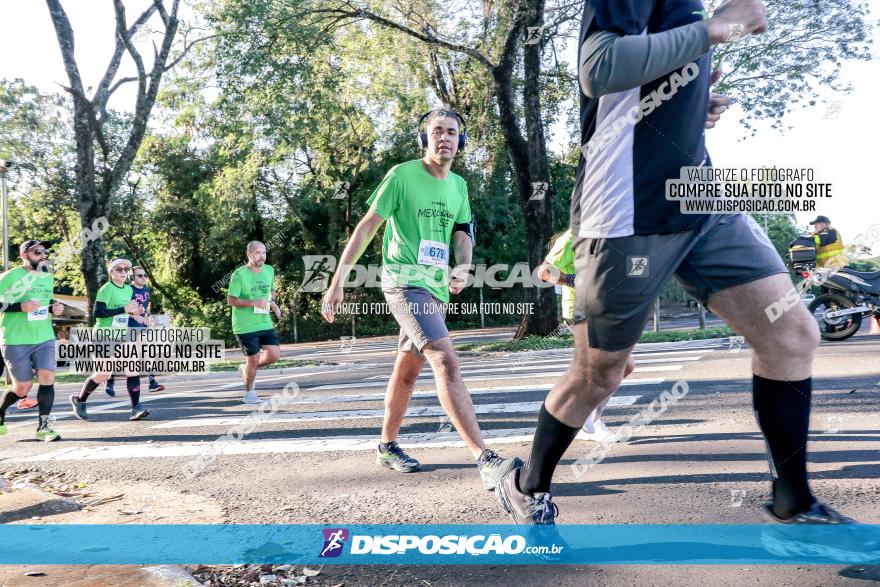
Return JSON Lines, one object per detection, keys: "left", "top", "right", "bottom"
{"left": 457, "top": 325, "right": 736, "bottom": 353}
{"left": 47, "top": 358, "right": 321, "bottom": 384}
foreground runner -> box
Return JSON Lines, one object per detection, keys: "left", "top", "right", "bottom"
{"left": 537, "top": 229, "right": 634, "bottom": 442}
{"left": 321, "top": 109, "right": 519, "bottom": 491}
{"left": 227, "top": 241, "right": 281, "bottom": 405}
{"left": 105, "top": 266, "right": 164, "bottom": 396}
{"left": 70, "top": 258, "right": 149, "bottom": 421}
{"left": 0, "top": 240, "right": 65, "bottom": 440}
{"left": 498, "top": 0, "right": 854, "bottom": 527}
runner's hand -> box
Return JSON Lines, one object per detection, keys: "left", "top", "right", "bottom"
{"left": 124, "top": 300, "right": 144, "bottom": 315}
{"left": 21, "top": 300, "right": 41, "bottom": 312}
{"left": 52, "top": 301, "right": 64, "bottom": 316}
{"left": 706, "top": 69, "right": 731, "bottom": 129}
{"left": 130, "top": 314, "right": 148, "bottom": 325}
{"left": 449, "top": 266, "right": 469, "bottom": 295}
{"left": 321, "top": 286, "right": 343, "bottom": 323}
{"left": 270, "top": 301, "right": 282, "bottom": 319}
{"left": 253, "top": 298, "right": 269, "bottom": 310}
{"left": 707, "top": 0, "right": 767, "bottom": 44}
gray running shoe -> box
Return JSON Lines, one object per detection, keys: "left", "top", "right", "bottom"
{"left": 376, "top": 442, "right": 421, "bottom": 473}
{"left": 130, "top": 404, "right": 150, "bottom": 421}
{"left": 496, "top": 465, "right": 568, "bottom": 561}
{"left": 69, "top": 395, "right": 88, "bottom": 420}
{"left": 477, "top": 448, "right": 522, "bottom": 491}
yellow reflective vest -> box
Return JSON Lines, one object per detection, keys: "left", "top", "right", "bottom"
{"left": 813, "top": 228, "right": 846, "bottom": 268}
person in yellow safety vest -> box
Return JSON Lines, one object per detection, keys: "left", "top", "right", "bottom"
{"left": 537, "top": 229, "right": 634, "bottom": 443}
{"left": 809, "top": 215, "right": 847, "bottom": 269}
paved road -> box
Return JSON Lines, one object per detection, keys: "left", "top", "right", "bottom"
{"left": 1, "top": 328, "right": 878, "bottom": 586}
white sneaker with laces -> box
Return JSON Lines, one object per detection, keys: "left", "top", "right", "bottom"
{"left": 243, "top": 389, "right": 261, "bottom": 405}
{"left": 577, "top": 419, "right": 619, "bottom": 442}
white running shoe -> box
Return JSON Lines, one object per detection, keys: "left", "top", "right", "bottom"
{"left": 577, "top": 419, "right": 619, "bottom": 443}
{"left": 243, "top": 389, "right": 261, "bottom": 405}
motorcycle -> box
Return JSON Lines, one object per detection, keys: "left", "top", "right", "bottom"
{"left": 788, "top": 236, "right": 880, "bottom": 341}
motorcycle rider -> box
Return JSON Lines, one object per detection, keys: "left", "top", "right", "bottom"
{"left": 809, "top": 216, "right": 847, "bottom": 269}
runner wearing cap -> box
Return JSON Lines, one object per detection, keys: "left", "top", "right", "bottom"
{"left": 104, "top": 266, "right": 165, "bottom": 396}
{"left": 0, "top": 240, "right": 65, "bottom": 441}
{"left": 69, "top": 258, "right": 149, "bottom": 421}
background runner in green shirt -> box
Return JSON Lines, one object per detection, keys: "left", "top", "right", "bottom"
{"left": 226, "top": 241, "right": 282, "bottom": 405}
{"left": 320, "top": 109, "right": 518, "bottom": 489}
{"left": 0, "top": 239, "right": 65, "bottom": 441}
{"left": 70, "top": 258, "right": 150, "bottom": 422}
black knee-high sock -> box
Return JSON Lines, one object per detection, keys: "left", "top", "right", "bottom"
{"left": 79, "top": 377, "right": 100, "bottom": 402}
{"left": 37, "top": 384, "right": 54, "bottom": 416}
{"left": 0, "top": 390, "right": 19, "bottom": 420}
{"left": 519, "top": 403, "right": 581, "bottom": 495}
{"left": 126, "top": 376, "right": 141, "bottom": 407}
{"left": 753, "top": 374, "right": 815, "bottom": 518}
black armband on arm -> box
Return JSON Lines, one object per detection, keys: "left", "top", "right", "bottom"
{"left": 0, "top": 302, "right": 23, "bottom": 312}
{"left": 565, "top": 273, "right": 576, "bottom": 288}
{"left": 93, "top": 301, "right": 126, "bottom": 318}
{"left": 453, "top": 214, "right": 477, "bottom": 244}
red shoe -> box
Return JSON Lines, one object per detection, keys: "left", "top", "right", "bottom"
{"left": 17, "top": 397, "right": 38, "bottom": 410}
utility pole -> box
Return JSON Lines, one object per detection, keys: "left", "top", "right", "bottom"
{"left": 0, "top": 160, "right": 11, "bottom": 271}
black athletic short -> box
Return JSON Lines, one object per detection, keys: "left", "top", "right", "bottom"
{"left": 573, "top": 214, "right": 789, "bottom": 351}
{"left": 235, "top": 328, "right": 280, "bottom": 356}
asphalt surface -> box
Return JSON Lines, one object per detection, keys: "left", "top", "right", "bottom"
{"left": 1, "top": 324, "right": 878, "bottom": 586}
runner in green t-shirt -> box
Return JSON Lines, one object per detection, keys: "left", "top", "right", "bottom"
{"left": 321, "top": 109, "right": 519, "bottom": 490}
{"left": 227, "top": 241, "right": 281, "bottom": 405}
{"left": 0, "top": 240, "right": 65, "bottom": 441}
{"left": 69, "top": 258, "right": 149, "bottom": 422}
{"left": 537, "top": 230, "right": 635, "bottom": 442}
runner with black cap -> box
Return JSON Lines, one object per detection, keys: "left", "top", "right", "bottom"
{"left": 0, "top": 239, "right": 65, "bottom": 441}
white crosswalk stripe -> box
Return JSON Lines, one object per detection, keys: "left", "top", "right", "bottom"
{"left": 10, "top": 343, "right": 718, "bottom": 463}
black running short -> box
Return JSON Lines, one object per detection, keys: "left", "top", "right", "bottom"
{"left": 573, "top": 214, "right": 788, "bottom": 351}
{"left": 235, "top": 328, "right": 280, "bottom": 356}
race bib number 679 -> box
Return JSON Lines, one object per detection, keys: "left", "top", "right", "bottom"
{"left": 417, "top": 240, "right": 449, "bottom": 267}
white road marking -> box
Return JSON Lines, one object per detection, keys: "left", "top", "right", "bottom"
{"left": 17, "top": 427, "right": 551, "bottom": 462}
{"left": 295, "top": 378, "right": 665, "bottom": 404}
{"left": 147, "top": 395, "right": 643, "bottom": 429}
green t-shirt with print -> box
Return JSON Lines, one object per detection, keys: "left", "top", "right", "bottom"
{"left": 227, "top": 264, "right": 275, "bottom": 334}
{"left": 366, "top": 159, "right": 472, "bottom": 303}
{"left": 0, "top": 266, "right": 55, "bottom": 345}
{"left": 544, "top": 229, "right": 575, "bottom": 320}
{"left": 95, "top": 281, "right": 134, "bottom": 329}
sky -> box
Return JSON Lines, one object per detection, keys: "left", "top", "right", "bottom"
{"left": 1, "top": 1, "right": 878, "bottom": 248}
